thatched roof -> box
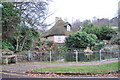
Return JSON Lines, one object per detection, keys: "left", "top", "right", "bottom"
{"left": 42, "top": 20, "right": 75, "bottom": 37}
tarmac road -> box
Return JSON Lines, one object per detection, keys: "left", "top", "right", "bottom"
{"left": 1, "top": 71, "right": 32, "bottom": 78}
{"left": 0, "top": 71, "right": 119, "bottom": 80}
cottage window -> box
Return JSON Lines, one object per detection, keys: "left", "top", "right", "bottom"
{"left": 57, "top": 37, "right": 61, "bottom": 42}
{"left": 66, "top": 25, "right": 71, "bottom": 31}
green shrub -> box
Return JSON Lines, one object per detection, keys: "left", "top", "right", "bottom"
{"left": 92, "top": 40, "right": 105, "bottom": 50}
{"left": 65, "top": 31, "right": 96, "bottom": 49}
{"left": 2, "top": 39, "right": 14, "bottom": 51}
{"left": 83, "top": 25, "right": 115, "bottom": 40}
{"left": 89, "top": 34, "right": 97, "bottom": 40}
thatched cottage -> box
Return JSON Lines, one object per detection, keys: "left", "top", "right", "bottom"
{"left": 42, "top": 17, "right": 75, "bottom": 43}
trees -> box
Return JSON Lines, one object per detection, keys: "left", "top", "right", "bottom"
{"left": 98, "top": 25, "right": 115, "bottom": 40}
{"left": 2, "top": 2, "right": 20, "bottom": 41}
{"left": 13, "top": 26, "right": 41, "bottom": 51}
{"left": 2, "top": 2, "right": 20, "bottom": 51}
{"left": 83, "top": 25, "right": 115, "bottom": 40}
{"left": 81, "top": 21, "right": 115, "bottom": 40}
{"left": 72, "top": 19, "right": 81, "bottom": 31}
{"left": 13, "top": 1, "right": 51, "bottom": 51}
{"left": 15, "top": 1, "right": 51, "bottom": 30}
{"left": 65, "top": 31, "right": 96, "bottom": 49}
{"left": 2, "top": 2, "right": 50, "bottom": 51}
{"left": 81, "top": 23, "right": 115, "bottom": 50}
{"left": 81, "top": 21, "right": 94, "bottom": 30}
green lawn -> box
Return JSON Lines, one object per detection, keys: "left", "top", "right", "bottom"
{"left": 33, "top": 62, "right": 119, "bottom": 74}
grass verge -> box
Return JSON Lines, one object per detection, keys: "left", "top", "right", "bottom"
{"left": 33, "top": 62, "right": 119, "bottom": 74}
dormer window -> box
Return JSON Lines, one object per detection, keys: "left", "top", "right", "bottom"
{"left": 66, "top": 25, "right": 71, "bottom": 31}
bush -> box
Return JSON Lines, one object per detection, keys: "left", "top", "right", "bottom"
{"left": 92, "top": 40, "right": 105, "bottom": 50}
{"left": 65, "top": 31, "right": 96, "bottom": 49}
{"left": 99, "top": 25, "right": 115, "bottom": 40}
{"left": 2, "top": 39, "right": 14, "bottom": 51}
{"left": 89, "top": 34, "right": 97, "bottom": 40}
{"left": 83, "top": 25, "right": 115, "bottom": 40}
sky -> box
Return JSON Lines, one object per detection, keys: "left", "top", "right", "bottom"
{"left": 46, "top": 0, "right": 119, "bottom": 24}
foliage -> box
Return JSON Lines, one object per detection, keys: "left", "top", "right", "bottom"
{"left": 98, "top": 25, "right": 115, "bottom": 40}
{"left": 54, "top": 45, "right": 68, "bottom": 61}
{"left": 14, "top": 26, "right": 41, "bottom": 51}
{"left": 2, "top": 39, "right": 14, "bottom": 50}
{"left": 65, "top": 31, "right": 96, "bottom": 49}
{"left": 92, "top": 40, "right": 105, "bottom": 50}
{"left": 2, "top": 2, "right": 20, "bottom": 41}
{"left": 81, "top": 21, "right": 94, "bottom": 30}
{"left": 113, "top": 38, "right": 120, "bottom": 45}
{"left": 54, "top": 45, "right": 68, "bottom": 53}
{"left": 89, "top": 33, "right": 97, "bottom": 40}
{"left": 83, "top": 25, "right": 115, "bottom": 40}
{"left": 2, "top": 2, "right": 20, "bottom": 51}
{"left": 2, "top": 2, "right": 49, "bottom": 51}
{"left": 83, "top": 26, "right": 100, "bottom": 36}
{"left": 2, "top": 2, "right": 19, "bottom": 17}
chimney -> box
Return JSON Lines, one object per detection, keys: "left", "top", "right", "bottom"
{"left": 55, "top": 17, "right": 62, "bottom": 22}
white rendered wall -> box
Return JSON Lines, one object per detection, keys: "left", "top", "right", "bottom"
{"left": 54, "top": 36, "right": 67, "bottom": 43}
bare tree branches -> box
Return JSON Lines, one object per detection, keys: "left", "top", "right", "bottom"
{"left": 15, "top": 1, "right": 51, "bottom": 30}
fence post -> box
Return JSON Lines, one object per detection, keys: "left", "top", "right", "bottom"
{"left": 28, "top": 50, "right": 31, "bottom": 61}
{"left": 50, "top": 51, "right": 52, "bottom": 62}
{"left": 99, "top": 50, "right": 102, "bottom": 61}
{"left": 75, "top": 50, "right": 78, "bottom": 62}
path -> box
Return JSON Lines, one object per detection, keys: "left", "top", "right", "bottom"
{"left": 1, "top": 59, "right": 119, "bottom": 74}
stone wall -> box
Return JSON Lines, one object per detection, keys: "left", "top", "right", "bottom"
{"left": 16, "top": 54, "right": 28, "bottom": 62}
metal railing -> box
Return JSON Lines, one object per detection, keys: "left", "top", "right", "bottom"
{"left": 28, "top": 50, "right": 119, "bottom": 62}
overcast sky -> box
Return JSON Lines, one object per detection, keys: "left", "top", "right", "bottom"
{"left": 46, "top": 0, "right": 119, "bottom": 24}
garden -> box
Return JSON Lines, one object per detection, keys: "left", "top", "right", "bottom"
{"left": 1, "top": 2, "right": 120, "bottom": 78}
